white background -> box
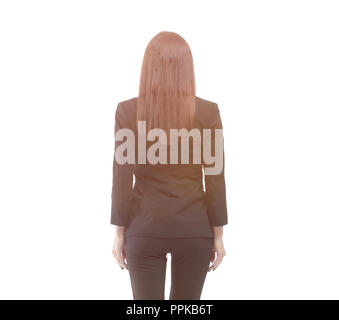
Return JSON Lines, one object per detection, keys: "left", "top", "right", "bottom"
{"left": 0, "top": 0, "right": 339, "bottom": 300}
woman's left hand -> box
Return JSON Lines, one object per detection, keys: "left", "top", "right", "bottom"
{"left": 112, "top": 226, "right": 128, "bottom": 270}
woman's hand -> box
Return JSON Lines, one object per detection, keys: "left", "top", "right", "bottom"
{"left": 112, "top": 226, "right": 128, "bottom": 270}
{"left": 208, "top": 226, "right": 226, "bottom": 272}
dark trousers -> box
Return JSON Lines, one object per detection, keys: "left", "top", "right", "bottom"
{"left": 125, "top": 237, "right": 213, "bottom": 300}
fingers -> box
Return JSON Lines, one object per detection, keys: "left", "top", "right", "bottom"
{"left": 113, "top": 251, "right": 127, "bottom": 270}
{"left": 120, "top": 249, "right": 128, "bottom": 270}
{"left": 208, "top": 250, "right": 226, "bottom": 272}
{"left": 112, "top": 248, "right": 128, "bottom": 270}
{"left": 210, "top": 250, "right": 216, "bottom": 263}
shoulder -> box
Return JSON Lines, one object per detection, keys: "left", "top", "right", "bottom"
{"left": 195, "top": 96, "right": 221, "bottom": 128}
{"left": 116, "top": 97, "right": 137, "bottom": 115}
{"left": 115, "top": 97, "right": 137, "bottom": 128}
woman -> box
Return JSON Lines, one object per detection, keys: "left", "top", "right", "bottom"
{"left": 111, "top": 31, "right": 228, "bottom": 300}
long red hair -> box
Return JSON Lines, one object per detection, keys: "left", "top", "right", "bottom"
{"left": 137, "top": 31, "right": 196, "bottom": 134}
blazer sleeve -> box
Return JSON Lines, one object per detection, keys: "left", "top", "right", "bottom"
{"left": 203, "top": 103, "right": 228, "bottom": 226}
{"left": 110, "top": 103, "right": 134, "bottom": 226}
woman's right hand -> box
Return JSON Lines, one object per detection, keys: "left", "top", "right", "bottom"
{"left": 208, "top": 226, "right": 226, "bottom": 272}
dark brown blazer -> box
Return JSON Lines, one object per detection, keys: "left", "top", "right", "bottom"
{"left": 111, "top": 97, "right": 228, "bottom": 238}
